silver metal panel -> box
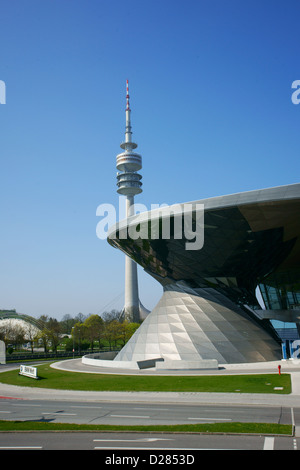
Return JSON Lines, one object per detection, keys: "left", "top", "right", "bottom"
{"left": 114, "top": 282, "right": 282, "bottom": 365}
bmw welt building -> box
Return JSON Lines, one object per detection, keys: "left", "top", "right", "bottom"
{"left": 108, "top": 183, "right": 300, "bottom": 369}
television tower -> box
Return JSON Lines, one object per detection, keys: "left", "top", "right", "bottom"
{"left": 116, "top": 80, "right": 147, "bottom": 323}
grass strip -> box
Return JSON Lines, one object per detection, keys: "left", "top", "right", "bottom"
{"left": 0, "top": 364, "right": 291, "bottom": 393}
{"left": 0, "top": 420, "right": 293, "bottom": 435}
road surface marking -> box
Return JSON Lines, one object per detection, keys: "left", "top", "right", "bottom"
{"left": 70, "top": 405, "right": 102, "bottom": 409}
{"left": 263, "top": 437, "right": 274, "bottom": 450}
{"left": 293, "top": 439, "right": 297, "bottom": 450}
{"left": 110, "top": 415, "right": 150, "bottom": 419}
{"left": 94, "top": 438, "right": 173, "bottom": 442}
{"left": 93, "top": 446, "right": 236, "bottom": 450}
{"left": 0, "top": 446, "right": 42, "bottom": 449}
{"left": 0, "top": 396, "right": 23, "bottom": 400}
{"left": 133, "top": 407, "right": 169, "bottom": 411}
{"left": 188, "top": 417, "right": 232, "bottom": 421}
{"left": 13, "top": 404, "right": 41, "bottom": 407}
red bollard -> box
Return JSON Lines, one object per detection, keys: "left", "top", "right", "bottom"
{"left": 278, "top": 364, "right": 281, "bottom": 375}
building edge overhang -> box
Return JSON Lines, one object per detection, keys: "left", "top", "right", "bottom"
{"left": 107, "top": 182, "right": 300, "bottom": 242}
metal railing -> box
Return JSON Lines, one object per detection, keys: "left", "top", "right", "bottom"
{"left": 5, "top": 348, "right": 120, "bottom": 362}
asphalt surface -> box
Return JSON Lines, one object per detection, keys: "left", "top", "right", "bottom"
{"left": 1, "top": 359, "right": 300, "bottom": 423}
{"left": 0, "top": 431, "right": 297, "bottom": 451}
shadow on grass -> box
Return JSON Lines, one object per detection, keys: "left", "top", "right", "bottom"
{"left": 23, "top": 418, "right": 54, "bottom": 423}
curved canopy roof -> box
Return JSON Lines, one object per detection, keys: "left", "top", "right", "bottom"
{"left": 108, "top": 183, "right": 300, "bottom": 309}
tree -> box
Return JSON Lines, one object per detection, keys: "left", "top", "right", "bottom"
{"left": 23, "top": 323, "right": 39, "bottom": 353}
{"left": 46, "top": 318, "right": 61, "bottom": 353}
{"left": 37, "top": 329, "right": 48, "bottom": 353}
{"left": 38, "top": 315, "right": 49, "bottom": 325}
{"left": 60, "top": 314, "right": 76, "bottom": 335}
{"left": 118, "top": 321, "right": 140, "bottom": 347}
{"left": 36, "top": 315, "right": 49, "bottom": 352}
{"left": 71, "top": 322, "right": 86, "bottom": 354}
{"left": 101, "top": 309, "right": 122, "bottom": 323}
{"left": 0, "top": 320, "right": 25, "bottom": 350}
{"left": 103, "top": 320, "right": 121, "bottom": 350}
{"left": 82, "top": 314, "right": 104, "bottom": 351}
{"left": 36, "top": 316, "right": 61, "bottom": 353}
{"left": 75, "top": 312, "right": 87, "bottom": 323}
{"left": 10, "top": 323, "right": 26, "bottom": 350}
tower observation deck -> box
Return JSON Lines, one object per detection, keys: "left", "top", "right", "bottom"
{"left": 116, "top": 80, "right": 142, "bottom": 197}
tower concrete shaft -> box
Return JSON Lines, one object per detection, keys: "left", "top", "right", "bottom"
{"left": 124, "top": 195, "right": 140, "bottom": 323}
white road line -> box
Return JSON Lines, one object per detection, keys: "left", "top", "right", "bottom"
{"left": 0, "top": 446, "right": 42, "bottom": 449}
{"left": 188, "top": 417, "right": 232, "bottom": 421}
{"left": 70, "top": 406, "right": 102, "bottom": 409}
{"left": 94, "top": 446, "right": 236, "bottom": 451}
{"left": 42, "top": 412, "right": 77, "bottom": 416}
{"left": 13, "top": 404, "right": 41, "bottom": 407}
{"left": 0, "top": 411, "right": 11, "bottom": 413}
{"left": 93, "top": 438, "right": 173, "bottom": 442}
{"left": 293, "top": 439, "right": 297, "bottom": 450}
{"left": 133, "top": 407, "right": 169, "bottom": 411}
{"left": 110, "top": 415, "right": 150, "bottom": 419}
{"left": 263, "top": 437, "right": 274, "bottom": 450}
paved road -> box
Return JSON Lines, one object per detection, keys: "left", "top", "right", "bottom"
{"left": 0, "top": 396, "right": 298, "bottom": 426}
{"left": 0, "top": 431, "right": 298, "bottom": 451}
{"left": 0, "top": 359, "right": 300, "bottom": 451}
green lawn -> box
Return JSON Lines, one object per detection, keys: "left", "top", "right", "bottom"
{"left": 0, "top": 363, "right": 291, "bottom": 393}
{"left": 0, "top": 420, "right": 293, "bottom": 435}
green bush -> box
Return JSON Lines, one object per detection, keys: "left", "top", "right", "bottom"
{"left": 64, "top": 337, "right": 90, "bottom": 352}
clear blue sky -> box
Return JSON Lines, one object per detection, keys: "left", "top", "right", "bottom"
{"left": 1, "top": 0, "right": 299, "bottom": 319}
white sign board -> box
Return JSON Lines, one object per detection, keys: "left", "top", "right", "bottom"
{"left": 0, "top": 340, "right": 5, "bottom": 364}
{"left": 19, "top": 365, "right": 38, "bottom": 379}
